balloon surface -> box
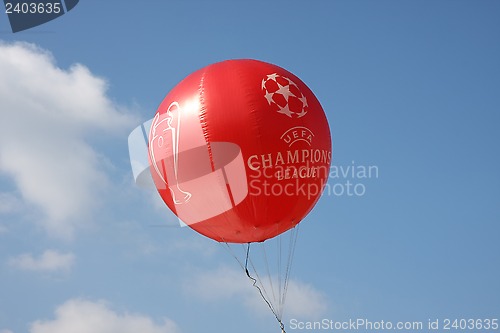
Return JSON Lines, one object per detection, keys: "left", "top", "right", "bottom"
{"left": 149, "top": 59, "right": 331, "bottom": 243}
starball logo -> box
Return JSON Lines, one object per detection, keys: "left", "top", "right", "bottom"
{"left": 2, "top": 0, "right": 79, "bottom": 33}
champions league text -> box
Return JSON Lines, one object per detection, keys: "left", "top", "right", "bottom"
{"left": 247, "top": 152, "right": 379, "bottom": 199}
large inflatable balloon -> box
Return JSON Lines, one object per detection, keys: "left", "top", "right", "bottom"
{"left": 148, "top": 59, "right": 331, "bottom": 243}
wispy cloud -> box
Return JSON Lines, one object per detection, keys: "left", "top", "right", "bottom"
{"left": 184, "top": 265, "right": 328, "bottom": 320}
{"left": 284, "top": 279, "right": 329, "bottom": 319}
{"left": 0, "top": 192, "right": 22, "bottom": 214}
{"left": 9, "top": 250, "right": 75, "bottom": 273}
{"left": 0, "top": 42, "right": 137, "bottom": 240}
{"left": 29, "top": 299, "right": 180, "bottom": 333}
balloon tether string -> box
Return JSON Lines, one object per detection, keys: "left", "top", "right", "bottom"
{"left": 245, "top": 243, "right": 286, "bottom": 333}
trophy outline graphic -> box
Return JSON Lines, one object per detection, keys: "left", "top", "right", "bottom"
{"left": 149, "top": 101, "right": 192, "bottom": 205}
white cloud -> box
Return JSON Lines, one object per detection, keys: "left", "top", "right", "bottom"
{"left": 284, "top": 279, "right": 329, "bottom": 319}
{"left": 186, "top": 265, "right": 254, "bottom": 301}
{"left": 9, "top": 250, "right": 75, "bottom": 273}
{"left": 185, "top": 266, "right": 328, "bottom": 321}
{"left": 0, "top": 41, "right": 137, "bottom": 240}
{"left": 0, "top": 192, "right": 22, "bottom": 214}
{"left": 29, "top": 299, "right": 179, "bottom": 333}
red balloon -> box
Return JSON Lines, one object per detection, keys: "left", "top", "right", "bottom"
{"left": 149, "top": 59, "right": 331, "bottom": 243}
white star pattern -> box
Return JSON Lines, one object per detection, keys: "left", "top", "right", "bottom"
{"left": 276, "top": 82, "right": 296, "bottom": 102}
{"left": 266, "top": 73, "right": 279, "bottom": 81}
{"left": 277, "top": 104, "right": 293, "bottom": 117}
{"left": 296, "top": 109, "right": 307, "bottom": 118}
{"left": 283, "top": 76, "right": 295, "bottom": 85}
{"left": 299, "top": 94, "right": 308, "bottom": 108}
{"left": 261, "top": 73, "right": 309, "bottom": 118}
{"left": 264, "top": 90, "right": 274, "bottom": 104}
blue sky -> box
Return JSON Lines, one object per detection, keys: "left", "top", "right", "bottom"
{"left": 0, "top": 1, "right": 499, "bottom": 332}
